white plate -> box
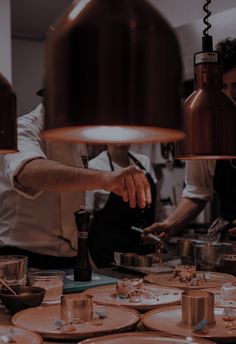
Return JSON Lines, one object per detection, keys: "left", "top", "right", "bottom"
{"left": 142, "top": 305, "right": 236, "bottom": 341}
{"left": 83, "top": 284, "right": 183, "bottom": 311}
{"left": 0, "top": 325, "right": 42, "bottom": 344}
{"left": 79, "top": 331, "right": 216, "bottom": 344}
{"left": 207, "top": 288, "right": 236, "bottom": 308}
{"left": 144, "top": 272, "right": 236, "bottom": 290}
{"left": 12, "top": 304, "right": 140, "bottom": 341}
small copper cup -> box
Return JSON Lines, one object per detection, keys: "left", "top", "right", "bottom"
{"left": 182, "top": 290, "right": 215, "bottom": 326}
{"left": 120, "top": 253, "right": 137, "bottom": 266}
{"left": 61, "top": 294, "right": 93, "bottom": 324}
{"left": 133, "top": 255, "right": 153, "bottom": 267}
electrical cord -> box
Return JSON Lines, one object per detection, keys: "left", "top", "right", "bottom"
{"left": 203, "top": 0, "right": 212, "bottom": 37}
{"left": 202, "top": 0, "right": 213, "bottom": 51}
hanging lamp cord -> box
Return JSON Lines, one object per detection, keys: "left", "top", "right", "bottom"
{"left": 202, "top": 0, "right": 213, "bottom": 52}
{"left": 203, "top": 0, "right": 212, "bottom": 37}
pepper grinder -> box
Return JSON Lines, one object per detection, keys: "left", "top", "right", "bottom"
{"left": 74, "top": 208, "right": 92, "bottom": 281}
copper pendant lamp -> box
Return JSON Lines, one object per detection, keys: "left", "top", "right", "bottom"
{"left": 0, "top": 73, "right": 17, "bottom": 153}
{"left": 42, "top": 0, "right": 184, "bottom": 144}
{"left": 175, "top": 0, "right": 236, "bottom": 159}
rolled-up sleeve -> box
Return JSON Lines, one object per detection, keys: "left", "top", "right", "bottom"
{"left": 182, "top": 160, "right": 216, "bottom": 202}
{"left": 1, "top": 104, "right": 47, "bottom": 198}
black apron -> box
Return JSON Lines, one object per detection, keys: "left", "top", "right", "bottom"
{"left": 214, "top": 159, "right": 236, "bottom": 222}
{"left": 89, "top": 152, "right": 157, "bottom": 268}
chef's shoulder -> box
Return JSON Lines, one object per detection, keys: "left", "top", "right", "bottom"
{"left": 88, "top": 150, "right": 110, "bottom": 171}
{"left": 17, "top": 103, "right": 44, "bottom": 135}
{"left": 129, "top": 150, "right": 152, "bottom": 169}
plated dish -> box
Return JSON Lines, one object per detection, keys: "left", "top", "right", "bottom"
{"left": 12, "top": 304, "right": 140, "bottom": 341}
{"left": 78, "top": 331, "right": 216, "bottom": 344}
{"left": 0, "top": 325, "right": 42, "bottom": 344}
{"left": 142, "top": 305, "right": 236, "bottom": 341}
{"left": 144, "top": 271, "right": 236, "bottom": 290}
{"left": 84, "top": 283, "right": 183, "bottom": 311}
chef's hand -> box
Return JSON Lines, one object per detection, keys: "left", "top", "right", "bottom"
{"left": 228, "top": 227, "right": 236, "bottom": 238}
{"left": 104, "top": 166, "right": 152, "bottom": 208}
{"left": 142, "top": 221, "right": 173, "bottom": 241}
{"left": 228, "top": 219, "right": 236, "bottom": 238}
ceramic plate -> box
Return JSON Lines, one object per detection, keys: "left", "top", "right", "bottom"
{"left": 12, "top": 304, "right": 140, "bottom": 341}
{"left": 142, "top": 305, "right": 236, "bottom": 341}
{"left": 78, "top": 331, "right": 216, "bottom": 344}
{"left": 0, "top": 325, "right": 42, "bottom": 344}
{"left": 83, "top": 284, "right": 183, "bottom": 311}
{"left": 144, "top": 272, "right": 236, "bottom": 290}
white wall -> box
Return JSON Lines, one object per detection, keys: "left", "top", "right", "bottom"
{"left": 151, "top": 0, "right": 236, "bottom": 28}
{"left": 12, "top": 39, "right": 45, "bottom": 116}
{"left": 177, "top": 7, "right": 236, "bottom": 80}
{"left": 0, "top": 0, "right": 11, "bottom": 81}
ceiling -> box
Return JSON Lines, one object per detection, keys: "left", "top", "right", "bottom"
{"left": 11, "top": 0, "right": 236, "bottom": 39}
{"left": 11, "top": 0, "right": 73, "bottom": 40}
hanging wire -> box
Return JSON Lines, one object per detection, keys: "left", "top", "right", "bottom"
{"left": 202, "top": 0, "right": 213, "bottom": 51}
{"left": 203, "top": 0, "right": 212, "bottom": 37}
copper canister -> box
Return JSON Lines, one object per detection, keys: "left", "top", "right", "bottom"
{"left": 182, "top": 290, "right": 215, "bottom": 326}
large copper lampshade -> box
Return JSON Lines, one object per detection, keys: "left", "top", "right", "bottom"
{"left": 175, "top": 51, "right": 236, "bottom": 159}
{"left": 42, "top": 0, "right": 184, "bottom": 144}
{"left": 0, "top": 73, "right": 17, "bottom": 153}
{"left": 175, "top": 0, "right": 236, "bottom": 159}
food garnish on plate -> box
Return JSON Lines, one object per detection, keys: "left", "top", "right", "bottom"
{"left": 115, "top": 278, "right": 160, "bottom": 303}
{"left": 116, "top": 278, "right": 143, "bottom": 299}
{"left": 173, "top": 265, "right": 197, "bottom": 282}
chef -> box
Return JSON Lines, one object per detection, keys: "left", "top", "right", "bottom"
{"left": 144, "top": 38, "right": 236, "bottom": 242}
{"left": 86, "top": 143, "right": 157, "bottom": 267}
{"left": 0, "top": 102, "right": 151, "bottom": 269}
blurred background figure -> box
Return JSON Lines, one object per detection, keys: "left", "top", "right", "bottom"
{"left": 86, "top": 144, "right": 158, "bottom": 268}
{"left": 143, "top": 38, "right": 236, "bottom": 243}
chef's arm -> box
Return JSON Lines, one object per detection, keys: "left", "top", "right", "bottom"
{"left": 16, "top": 158, "right": 151, "bottom": 209}
{"left": 143, "top": 197, "right": 207, "bottom": 238}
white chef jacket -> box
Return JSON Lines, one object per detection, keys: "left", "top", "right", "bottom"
{"left": 86, "top": 150, "right": 157, "bottom": 212}
{"left": 0, "top": 104, "right": 85, "bottom": 257}
{"left": 182, "top": 160, "right": 216, "bottom": 202}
